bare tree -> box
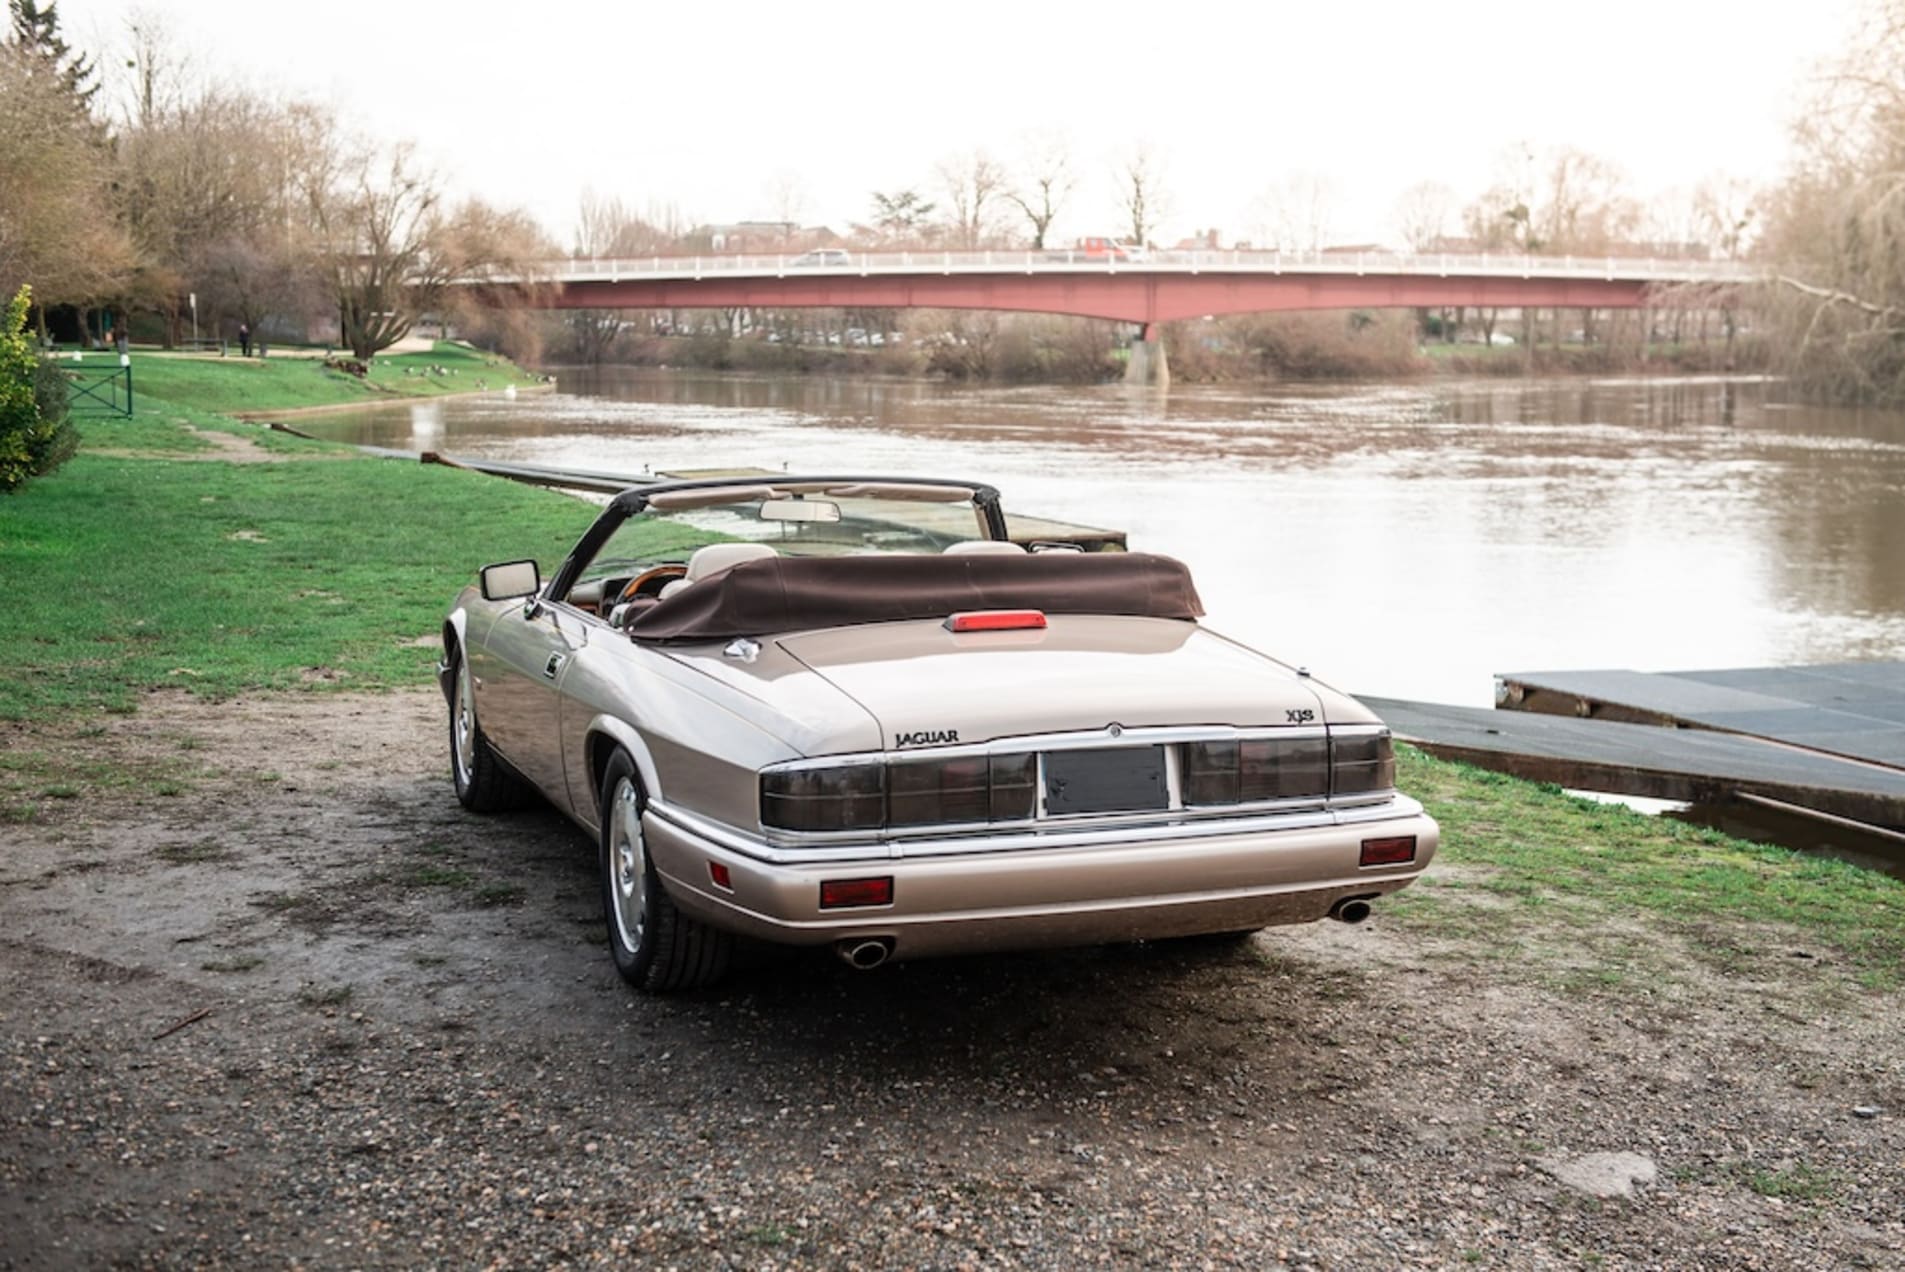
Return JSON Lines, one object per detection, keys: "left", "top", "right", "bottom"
{"left": 1461, "top": 142, "right": 1541, "bottom": 250}
{"left": 1758, "top": 0, "right": 1905, "bottom": 401}
{"left": 118, "top": 7, "right": 194, "bottom": 127}
{"left": 118, "top": 82, "right": 323, "bottom": 342}
{"left": 305, "top": 142, "right": 441, "bottom": 359}
{"left": 1113, "top": 145, "right": 1170, "bottom": 247}
{"left": 936, "top": 149, "right": 1006, "bottom": 249}
{"left": 1005, "top": 134, "right": 1073, "bottom": 249}
{"left": 1531, "top": 148, "right": 1637, "bottom": 253}
{"left": 761, "top": 170, "right": 807, "bottom": 239}
{"left": 1463, "top": 143, "right": 1638, "bottom": 257}
{"left": 1393, "top": 180, "right": 1455, "bottom": 252}
{"left": 305, "top": 142, "right": 539, "bottom": 360}
{"left": 1251, "top": 171, "right": 1340, "bottom": 251}
{"left": 1692, "top": 173, "right": 1756, "bottom": 260}
{"left": 574, "top": 189, "right": 673, "bottom": 258}
{"left": 566, "top": 189, "right": 666, "bottom": 364}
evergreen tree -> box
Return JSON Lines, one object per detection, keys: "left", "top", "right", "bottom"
{"left": 7, "top": 0, "right": 96, "bottom": 105}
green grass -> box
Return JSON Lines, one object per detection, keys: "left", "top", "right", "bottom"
{"left": 1391, "top": 749, "right": 1905, "bottom": 987}
{"left": 1744, "top": 1162, "right": 1845, "bottom": 1201}
{"left": 0, "top": 441, "right": 596, "bottom": 718}
{"left": 82, "top": 340, "right": 546, "bottom": 417}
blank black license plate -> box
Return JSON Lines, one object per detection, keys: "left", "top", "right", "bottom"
{"left": 1042, "top": 746, "right": 1168, "bottom": 816}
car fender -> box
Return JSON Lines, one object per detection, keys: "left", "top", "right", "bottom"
{"left": 583, "top": 713, "right": 663, "bottom": 809}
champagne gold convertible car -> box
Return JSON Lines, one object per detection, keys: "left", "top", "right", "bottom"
{"left": 441, "top": 476, "right": 1438, "bottom": 991}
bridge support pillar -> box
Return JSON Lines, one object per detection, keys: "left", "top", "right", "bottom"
{"left": 1125, "top": 323, "right": 1169, "bottom": 388}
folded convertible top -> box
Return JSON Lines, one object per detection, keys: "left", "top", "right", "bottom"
{"left": 625, "top": 552, "right": 1205, "bottom": 642}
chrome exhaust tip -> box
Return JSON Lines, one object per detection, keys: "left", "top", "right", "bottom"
{"left": 836, "top": 938, "right": 893, "bottom": 970}
{"left": 1329, "top": 898, "right": 1373, "bottom": 925}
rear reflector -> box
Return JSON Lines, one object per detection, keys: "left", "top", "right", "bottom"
{"left": 1360, "top": 835, "right": 1417, "bottom": 867}
{"left": 819, "top": 876, "right": 894, "bottom": 909}
{"left": 946, "top": 610, "right": 1047, "bottom": 633}
{"left": 709, "top": 862, "right": 732, "bottom": 890}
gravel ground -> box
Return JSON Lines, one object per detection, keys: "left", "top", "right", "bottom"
{"left": 2, "top": 689, "right": 1900, "bottom": 1269}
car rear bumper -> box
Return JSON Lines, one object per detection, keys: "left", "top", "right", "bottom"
{"left": 643, "top": 808, "right": 1438, "bottom": 961}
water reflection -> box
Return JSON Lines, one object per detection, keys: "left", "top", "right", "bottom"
{"left": 297, "top": 370, "right": 1905, "bottom": 705}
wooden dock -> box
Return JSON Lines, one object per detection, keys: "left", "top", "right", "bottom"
{"left": 1495, "top": 663, "right": 1905, "bottom": 768}
{"left": 1363, "top": 661, "right": 1905, "bottom": 849}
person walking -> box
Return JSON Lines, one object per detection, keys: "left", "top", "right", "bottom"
{"left": 239, "top": 322, "right": 252, "bottom": 357}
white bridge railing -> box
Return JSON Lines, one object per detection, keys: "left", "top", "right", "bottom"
{"left": 515, "top": 249, "right": 1757, "bottom": 287}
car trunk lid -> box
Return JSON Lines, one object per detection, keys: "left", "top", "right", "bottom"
{"left": 775, "top": 613, "right": 1347, "bottom": 750}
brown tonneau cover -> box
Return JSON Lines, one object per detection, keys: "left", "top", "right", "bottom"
{"left": 625, "top": 552, "right": 1205, "bottom": 642}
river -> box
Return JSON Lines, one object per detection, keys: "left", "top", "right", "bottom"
{"left": 296, "top": 369, "right": 1905, "bottom": 708}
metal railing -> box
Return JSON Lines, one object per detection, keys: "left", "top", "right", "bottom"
{"left": 503, "top": 249, "right": 1759, "bottom": 287}
{"left": 61, "top": 358, "right": 133, "bottom": 417}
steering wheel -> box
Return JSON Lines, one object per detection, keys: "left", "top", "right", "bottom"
{"left": 617, "top": 564, "right": 688, "bottom": 605}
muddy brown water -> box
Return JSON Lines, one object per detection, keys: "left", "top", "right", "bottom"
{"left": 297, "top": 369, "right": 1905, "bottom": 707}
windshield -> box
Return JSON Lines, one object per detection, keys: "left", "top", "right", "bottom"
{"left": 565, "top": 484, "right": 992, "bottom": 602}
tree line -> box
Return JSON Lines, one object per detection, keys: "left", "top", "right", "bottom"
{"left": 3, "top": 0, "right": 1903, "bottom": 401}
{"left": 0, "top": 2, "right": 544, "bottom": 361}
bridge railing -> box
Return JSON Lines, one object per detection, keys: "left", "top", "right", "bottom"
{"left": 523, "top": 249, "right": 1758, "bottom": 287}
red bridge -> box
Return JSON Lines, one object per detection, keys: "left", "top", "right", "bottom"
{"left": 481, "top": 249, "right": 1752, "bottom": 383}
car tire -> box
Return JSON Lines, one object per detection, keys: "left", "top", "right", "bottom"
{"left": 600, "top": 750, "right": 731, "bottom": 993}
{"left": 448, "top": 645, "right": 532, "bottom": 812}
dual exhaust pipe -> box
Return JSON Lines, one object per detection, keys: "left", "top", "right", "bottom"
{"left": 836, "top": 901, "right": 1373, "bottom": 968}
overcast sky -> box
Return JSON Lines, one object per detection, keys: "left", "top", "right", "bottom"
{"left": 56, "top": 0, "right": 1865, "bottom": 250}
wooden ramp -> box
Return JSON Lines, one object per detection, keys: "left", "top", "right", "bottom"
{"left": 1495, "top": 662, "right": 1905, "bottom": 769}
{"left": 1363, "top": 694, "right": 1905, "bottom": 832}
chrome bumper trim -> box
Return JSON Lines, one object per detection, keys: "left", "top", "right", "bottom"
{"left": 646, "top": 793, "right": 1430, "bottom": 866}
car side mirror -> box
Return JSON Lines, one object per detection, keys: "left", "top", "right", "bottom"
{"left": 479, "top": 559, "right": 541, "bottom": 601}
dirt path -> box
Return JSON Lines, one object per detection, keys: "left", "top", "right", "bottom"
{"left": 2, "top": 690, "right": 1900, "bottom": 1268}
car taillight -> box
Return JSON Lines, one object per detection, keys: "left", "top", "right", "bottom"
{"left": 887, "top": 753, "right": 1035, "bottom": 826}
{"left": 761, "top": 754, "right": 1036, "bottom": 832}
{"left": 759, "top": 762, "right": 885, "bottom": 832}
{"left": 1331, "top": 730, "right": 1396, "bottom": 796}
{"left": 1181, "top": 737, "right": 1329, "bottom": 805}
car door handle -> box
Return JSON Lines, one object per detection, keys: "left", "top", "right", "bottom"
{"left": 544, "top": 653, "right": 565, "bottom": 679}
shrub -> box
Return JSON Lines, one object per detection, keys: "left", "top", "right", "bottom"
{"left": 0, "top": 284, "right": 78, "bottom": 494}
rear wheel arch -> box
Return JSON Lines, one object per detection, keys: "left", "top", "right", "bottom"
{"left": 585, "top": 718, "right": 662, "bottom": 817}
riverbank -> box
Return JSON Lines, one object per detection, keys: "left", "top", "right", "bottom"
{"left": 1, "top": 362, "right": 1900, "bottom": 1265}
{"left": 115, "top": 339, "right": 550, "bottom": 416}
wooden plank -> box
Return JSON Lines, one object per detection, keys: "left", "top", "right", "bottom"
{"left": 1497, "top": 663, "right": 1905, "bottom": 770}
{"left": 1363, "top": 695, "right": 1905, "bottom": 829}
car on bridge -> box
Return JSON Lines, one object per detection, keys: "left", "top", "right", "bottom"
{"left": 789, "top": 248, "right": 852, "bottom": 268}
{"left": 441, "top": 476, "right": 1438, "bottom": 991}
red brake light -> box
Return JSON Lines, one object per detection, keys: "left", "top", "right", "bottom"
{"left": 1360, "top": 836, "right": 1417, "bottom": 867}
{"left": 709, "top": 862, "right": 732, "bottom": 890}
{"left": 819, "top": 877, "right": 894, "bottom": 909}
{"left": 946, "top": 610, "right": 1047, "bottom": 632}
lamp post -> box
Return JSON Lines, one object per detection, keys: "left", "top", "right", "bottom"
{"left": 189, "top": 292, "right": 198, "bottom": 347}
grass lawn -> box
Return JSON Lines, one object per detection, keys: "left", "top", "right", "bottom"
{"left": 1391, "top": 752, "right": 1905, "bottom": 989}
{"left": 0, "top": 443, "right": 596, "bottom": 717}
{"left": 71, "top": 339, "right": 547, "bottom": 417}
